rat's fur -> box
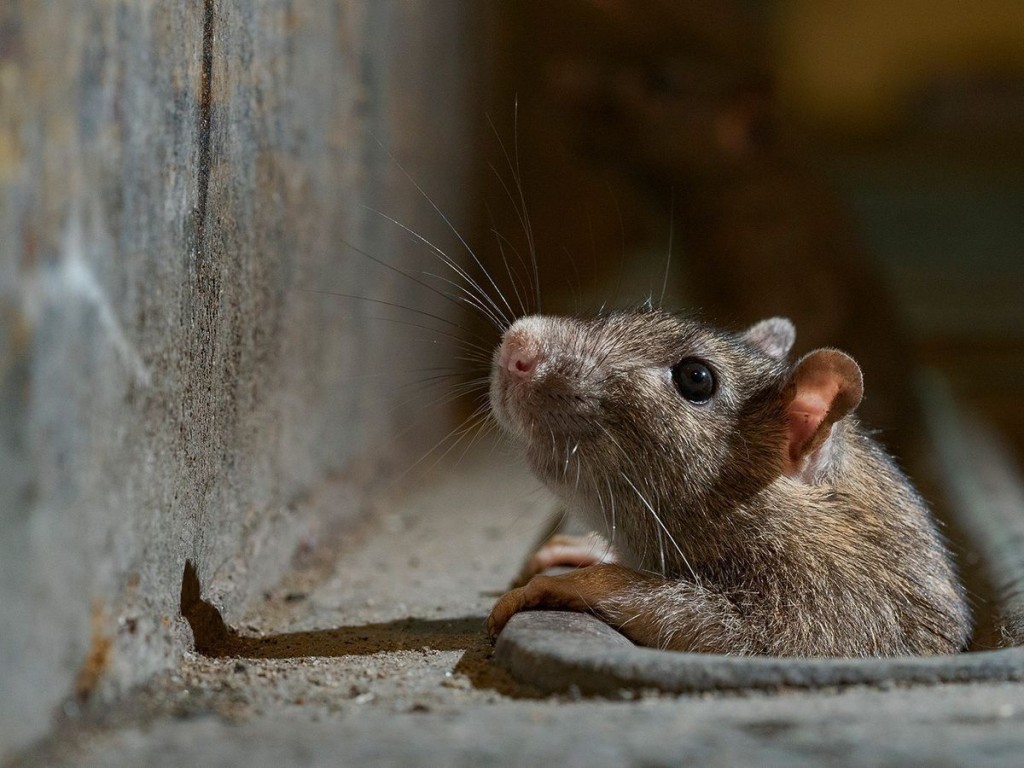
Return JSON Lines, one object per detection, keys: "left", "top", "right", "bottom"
{"left": 488, "top": 309, "right": 970, "bottom": 656}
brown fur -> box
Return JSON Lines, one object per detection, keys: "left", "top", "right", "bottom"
{"left": 487, "top": 310, "right": 970, "bottom": 657}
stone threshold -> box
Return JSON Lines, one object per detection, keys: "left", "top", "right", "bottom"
{"left": 494, "top": 372, "right": 1024, "bottom": 695}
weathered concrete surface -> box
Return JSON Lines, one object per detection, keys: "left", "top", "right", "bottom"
{"left": 47, "top": 687, "right": 1024, "bottom": 768}
{"left": 0, "top": 1, "right": 482, "bottom": 756}
{"left": 9, "top": 445, "right": 1024, "bottom": 768}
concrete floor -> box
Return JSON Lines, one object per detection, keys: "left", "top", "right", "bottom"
{"left": 12, "top": 441, "right": 1024, "bottom": 768}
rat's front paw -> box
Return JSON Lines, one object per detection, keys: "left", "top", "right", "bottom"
{"left": 486, "top": 586, "right": 528, "bottom": 637}
{"left": 487, "top": 575, "right": 558, "bottom": 637}
{"left": 488, "top": 567, "right": 626, "bottom": 638}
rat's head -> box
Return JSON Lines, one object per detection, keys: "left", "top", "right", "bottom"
{"left": 490, "top": 310, "right": 864, "bottom": 530}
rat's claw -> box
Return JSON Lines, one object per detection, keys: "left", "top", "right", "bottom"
{"left": 486, "top": 585, "right": 529, "bottom": 637}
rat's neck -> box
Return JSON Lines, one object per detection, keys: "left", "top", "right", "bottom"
{"left": 562, "top": 482, "right": 764, "bottom": 578}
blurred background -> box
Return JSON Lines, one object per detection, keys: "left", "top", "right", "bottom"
{"left": 479, "top": 0, "right": 1024, "bottom": 463}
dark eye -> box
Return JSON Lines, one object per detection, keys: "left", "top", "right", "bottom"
{"left": 671, "top": 359, "right": 716, "bottom": 403}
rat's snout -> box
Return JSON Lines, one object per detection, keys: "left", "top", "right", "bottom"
{"left": 498, "top": 330, "right": 545, "bottom": 379}
{"left": 491, "top": 314, "right": 604, "bottom": 450}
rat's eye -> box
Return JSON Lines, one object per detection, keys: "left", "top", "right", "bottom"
{"left": 671, "top": 359, "right": 716, "bottom": 403}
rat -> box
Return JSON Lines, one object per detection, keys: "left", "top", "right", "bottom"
{"left": 485, "top": 310, "right": 970, "bottom": 656}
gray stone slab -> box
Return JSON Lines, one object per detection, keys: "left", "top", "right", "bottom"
{"left": 20, "top": 684, "right": 1024, "bottom": 768}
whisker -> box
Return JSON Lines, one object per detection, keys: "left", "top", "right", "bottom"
{"left": 621, "top": 472, "right": 700, "bottom": 586}
{"left": 606, "top": 476, "right": 617, "bottom": 548}
{"left": 365, "top": 207, "right": 511, "bottom": 330}
{"left": 453, "top": 408, "right": 500, "bottom": 466}
{"left": 366, "top": 137, "right": 516, "bottom": 327}
{"left": 486, "top": 105, "right": 541, "bottom": 313}
{"left": 479, "top": 201, "right": 528, "bottom": 321}
{"left": 660, "top": 188, "right": 675, "bottom": 309}
{"left": 333, "top": 236, "right": 490, "bottom": 334}
{"left": 334, "top": 314, "right": 495, "bottom": 357}
{"left": 561, "top": 245, "right": 584, "bottom": 317}
{"left": 483, "top": 204, "right": 530, "bottom": 319}
{"left": 397, "top": 399, "right": 493, "bottom": 480}
{"left": 394, "top": 372, "right": 489, "bottom": 391}
{"left": 300, "top": 288, "right": 492, "bottom": 346}
{"left": 387, "top": 377, "right": 490, "bottom": 418}
{"left": 484, "top": 161, "right": 536, "bottom": 314}
{"left": 658, "top": 526, "right": 666, "bottom": 578}
{"left": 420, "top": 271, "right": 508, "bottom": 333}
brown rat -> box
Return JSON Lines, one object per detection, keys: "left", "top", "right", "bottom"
{"left": 486, "top": 310, "right": 970, "bottom": 656}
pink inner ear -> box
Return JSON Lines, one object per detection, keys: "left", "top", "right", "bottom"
{"left": 786, "top": 393, "right": 829, "bottom": 463}
{"left": 785, "top": 374, "right": 846, "bottom": 465}
{"left": 782, "top": 349, "right": 864, "bottom": 476}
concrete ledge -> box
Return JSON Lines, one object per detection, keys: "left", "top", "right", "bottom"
{"left": 495, "top": 612, "right": 1024, "bottom": 696}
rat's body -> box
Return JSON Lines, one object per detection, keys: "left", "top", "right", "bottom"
{"left": 486, "top": 311, "right": 970, "bottom": 656}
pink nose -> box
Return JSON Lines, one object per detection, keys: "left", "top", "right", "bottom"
{"left": 499, "top": 335, "right": 543, "bottom": 378}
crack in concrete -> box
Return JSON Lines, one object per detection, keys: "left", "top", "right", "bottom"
{"left": 192, "top": 0, "right": 215, "bottom": 287}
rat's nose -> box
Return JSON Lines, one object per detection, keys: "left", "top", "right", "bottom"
{"left": 499, "top": 333, "right": 544, "bottom": 378}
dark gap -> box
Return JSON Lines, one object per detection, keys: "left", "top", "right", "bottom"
{"left": 179, "top": 560, "right": 235, "bottom": 656}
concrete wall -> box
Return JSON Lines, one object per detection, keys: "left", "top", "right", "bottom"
{"left": 0, "top": 1, "right": 481, "bottom": 754}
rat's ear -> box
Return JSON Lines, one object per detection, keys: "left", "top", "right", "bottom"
{"left": 743, "top": 317, "right": 795, "bottom": 360}
{"left": 782, "top": 349, "right": 863, "bottom": 478}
